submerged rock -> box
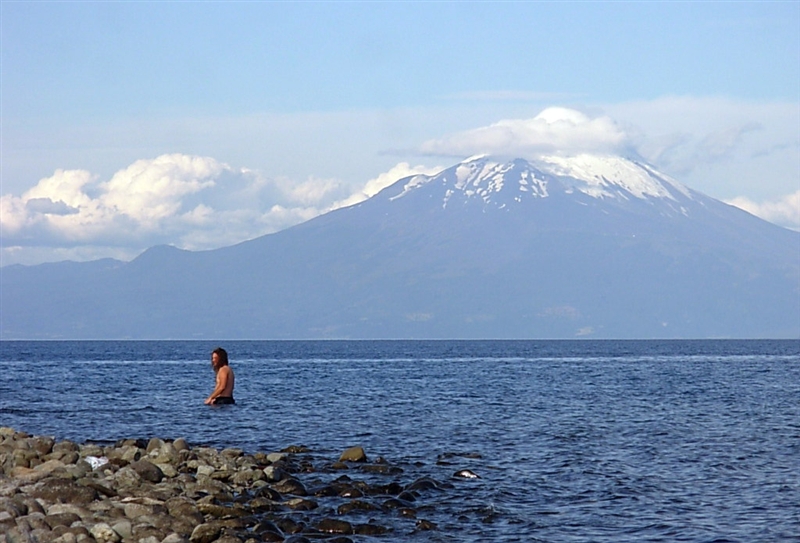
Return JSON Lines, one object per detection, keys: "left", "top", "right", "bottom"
{"left": 338, "top": 446, "right": 367, "bottom": 463}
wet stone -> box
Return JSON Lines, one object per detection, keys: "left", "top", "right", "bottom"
{"left": 189, "top": 522, "right": 222, "bottom": 543}
{"left": 275, "top": 517, "right": 305, "bottom": 535}
{"left": 315, "top": 518, "right": 353, "bottom": 534}
{"left": 273, "top": 478, "right": 307, "bottom": 496}
{"left": 338, "top": 446, "right": 367, "bottom": 463}
{"left": 197, "top": 502, "right": 247, "bottom": 519}
{"left": 0, "top": 427, "right": 470, "bottom": 543}
{"left": 337, "top": 499, "right": 379, "bottom": 515}
{"left": 354, "top": 523, "right": 391, "bottom": 536}
{"left": 283, "top": 498, "right": 318, "bottom": 511}
{"left": 360, "top": 463, "right": 403, "bottom": 475}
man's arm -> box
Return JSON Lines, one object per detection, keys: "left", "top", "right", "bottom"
{"left": 204, "top": 368, "right": 231, "bottom": 404}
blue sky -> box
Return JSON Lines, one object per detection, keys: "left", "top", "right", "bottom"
{"left": 2, "top": 1, "right": 799, "bottom": 265}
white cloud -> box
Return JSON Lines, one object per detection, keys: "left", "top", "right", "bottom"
{"left": 330, "top": 162, "right": 443, "bottom": 209}
{"left": 415, "top": 99, "right": 799, "bottom": 206}
{"left": 418, "top": 107, "right": 631, "bottom": 159}
{"left": 0, "top": 154, "right": 445, "bottom": 266}
{"left": 726, "top": 191, "right": 800, "bottom": 231}
{"left": 3, "top": 99, "right": 798, "bottom": 266}
{"left": 0, "top": 154, "right": 352, "bottom": 265}
{"left": 100, "top": 154, "right": 223, "bottom": 224}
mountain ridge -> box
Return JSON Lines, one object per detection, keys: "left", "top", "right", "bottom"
{"left": 2, "top": 154, "right": 798, "bottom": 339}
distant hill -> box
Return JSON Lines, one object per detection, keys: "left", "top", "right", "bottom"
{"left": 2, "top": 154, "right": 798, "bottom": 339}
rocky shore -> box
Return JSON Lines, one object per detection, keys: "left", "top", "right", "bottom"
{"left": 0, "top": 427, "right": 478, "bottom": 543}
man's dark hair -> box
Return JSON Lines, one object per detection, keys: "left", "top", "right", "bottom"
{"left": 212, "top": 347, "right": 229, "bottom": 366}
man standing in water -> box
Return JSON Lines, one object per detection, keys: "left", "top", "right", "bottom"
{"left": 205, "top": 347, "right": 235, "bottom": 405}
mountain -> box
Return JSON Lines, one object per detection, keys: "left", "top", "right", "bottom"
{"left": 2, "top": 154, "right": 799, "bottom": 339}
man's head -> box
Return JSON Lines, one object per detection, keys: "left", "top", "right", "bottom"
{"left": 211, "top": 347, "right": 229, "bottom": 368}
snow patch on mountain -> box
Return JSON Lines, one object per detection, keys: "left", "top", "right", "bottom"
{"left": 534, "top": 154, "right": 690, "bottom": 201}
{"left": 389, "top": 154, "right": 695, "bottom": 211}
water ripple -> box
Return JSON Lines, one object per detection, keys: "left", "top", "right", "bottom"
{"left": 1, "top": 340, "right": 799, "bottom": 542}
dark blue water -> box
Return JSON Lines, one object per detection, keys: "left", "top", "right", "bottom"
{"left": 2, "top": 340, "right": 799, "bottom": 542}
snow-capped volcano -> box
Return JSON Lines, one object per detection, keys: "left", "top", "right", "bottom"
{"left": 3, "top": 152, "right": 798, "bottom": 339}
{"left": 384, "top": 154, "right": 695, "bottom": 213}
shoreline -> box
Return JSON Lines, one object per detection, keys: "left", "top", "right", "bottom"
{"left": 0, "top": 427, "right": 464, "bottom": 543}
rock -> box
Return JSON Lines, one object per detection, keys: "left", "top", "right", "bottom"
{"left": 273, "top": 478, "right": 307, "bottom": 496}
{"left": 399, "top": 507, "right": 417, "bottom": 518}
{"left": 382, "top": 497, "right": 412, "bottom": 510}
{"left": 253, "top": 520, "right": 282, "bottom": 537}
{"left": 406, "top": 476, "right": 442, "bottom": 492}
{"left": 453, "top": 469, "right": 480, "bottom": 479}
{"left": 53, "top": 533, "right": 77, "bottom": 543}
{"left": 79, "top": 444, "right": 105, "bottom": 458}
{"left": 66, "top": 461, "right": 92, "bottom": 479}
{"left": 196, "top": 502, "right": 246, "bottom": 519}
{"left": 415, "top": 519, "right": 438, "bottom": 530}
{"left": 23, "top": 512, "right": 50, "bottom": 531}
{"left": 129, "top": 459, "right": 163, "bottom": 483}
{"left": 154, "top": 462, "right": 178, "bottom": 478}
{"left": 231, "top": 469, "right": 263, "bottom": 486}
{"left": 0, "top": 497, "right": 26, "bottom": 517}
{"left": 338, "top": 447, "right": 367, "bottom": 463}
{"left": 261, "top": 466, "right": 285, "bottom": 482}
{"left": 32, "top": 528, "right": 59, "bottom": 543}
{"left": 89, "top": 522, "right": 121, "bottom": 543}
{"left": 45, "top": 512, "right": 82, "bottom": 529}
{"left": 110, "top": 519, "right": 132, "bottom": 540}
{"left": 132, "top": 524, "right": 167, "bottom": 542}
{"left": 79, "top": 479, "right": 116, "bottom": 498}
{"left": 52, "top": 440, "right": 79, "bottom": 454}
{"left": 315, "top": 518, "right": 353, "bottom": 534}
{"left": 29, "top": 478, "right": 98, "bottom": 504}
{"left": 9, "top": 466, "right": 48, "bottom": 483}
{"left": 35, "top": 459, "right": 68, "bottom": 475}
{"left": 110, "top": 445, "right": 141, "bottom": 464}
{"left": 282, "top": 498, "right": 318, "bottom": 511}
{"left": 0, "top": 427, "right": 461, "bottom": 543}
{"left": 46, "top": 503, "right": 90, "bottom": 519}
{"left": 354, "top": 523, "right": 390, "bottom": 535}
{"left": 109, "top": 467, "right": 141, "bottom": 488}
{"left": 360, "top": 464, "right": 402, "bottom": 475}
{"left": 146, "top": 438, "right": 165, "bottom": 454}
{"left": 29, "top": 436, "right": 56, "bottom": 456}
{"left": 195, "top": 465, "right": 214, "bottom": 478}
{"left": 253, "top": 486, "right": 282, "bottom": 501}
{"left": 337, "top": 500, "right": 379, "bottom": 515}
{"left": 165, "top": 497, "right": 203, "bottom": 525}
{"left": 123, "top": 501, "right": 164, "bottom": 519}
{"left": 221, "top": 448, "right": 243, "bottom": 459}
{"left": 265, "top": 453, "right": 287, "bottom": 464}
{"left": 189, "top": 523, "right": 222, "bottom": 543}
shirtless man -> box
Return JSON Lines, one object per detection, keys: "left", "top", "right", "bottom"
{"left": 204, "top": 347, "right": 235, "bottom": 405}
